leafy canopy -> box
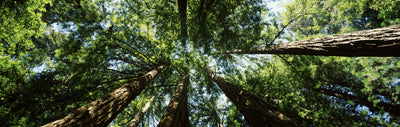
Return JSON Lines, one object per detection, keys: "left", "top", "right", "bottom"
{"left": 1, "top": 0, "right": 399, "bottom": 126}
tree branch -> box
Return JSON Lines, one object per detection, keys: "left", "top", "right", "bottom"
{"left": 268, "top": 12, "right": 315, "bottom": 45}
{"left": 275, "top": 54, "right": 300, "bottom": 74}
{"left": 150, "top": 85, "right": 178, "bottom": 88}
{"left": 230, "top": 25, "right": 400, "bottom": 57}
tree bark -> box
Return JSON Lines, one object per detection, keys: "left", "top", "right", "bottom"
{"left": 128, "top": 95, "right": 156, "bottom": 127}
{"left": 211, "top": 107, "right": 224, "bottom": 127}
{"left": 229, "top": 25, "right": 400, "bottom": 57}
{"left": 157, "top": 74, "right": 190, "bottom": 127}
{"left": 178, "top": 0, "right": 188, "bottom": 44}
{"left": 326, "top": 78, "right": 399, "bottom": 108}
{"left": 207, "top": 70, "right": 302, "bottom": 127}
{"left": 43, "top": 65, "right": 166, "bottom": 127}
{"left": 319, "top": 88, "right": 400, "bottom": 119}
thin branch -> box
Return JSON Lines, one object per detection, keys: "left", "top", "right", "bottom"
{"left": 120, "top": 108, "right": 138, "bottom": 126}
{"left": 113, "top": 37, "right": 150, "bottom": 60}
{"left": 96, "top": 76, "right": 140, "bottom": 86}
{"left": 110, "top": 33, "right": 158, "bottom": 65}
{"left": 121, "top": 26, "right": 159, "bottom": 65}
{"left": 107, "top": 56, "right": 153, "bottom": 70}
{"left": 150, "top": 85, "right": 177, "bottom": 88}
{"left": 275, "top": 54, "right": 300, "bottom": 75}
{"left": 173, "top": 65, "right": 185, "bottom": 77}
{"left": 152, "top": 111, "right": 157, "bottom": 127}
{"left": 99, "top": 68, "right": 139, "bottom": 75}
{"left": 268, "top": 12, "right": 315, "bottom": 45}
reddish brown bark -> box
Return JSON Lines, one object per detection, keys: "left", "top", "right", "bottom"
{"left": 157, "top": 74, "right": 190, "bottom": 127}
{"left": 43, "top": 65, "right": 166, "bottom": 127}
{"left": 207, "top": 70, "right": 302, "bottom": 127}
{"left": 230, "top": 25, "right": 400, "bottom": 57}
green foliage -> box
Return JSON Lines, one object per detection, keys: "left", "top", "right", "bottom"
{"left": 231, "top": 54, "right": 399, "bottom": 126}
{"left": 230, "top": 0, "right": 400, "bottom": 125}
{"left": 0, "top": 0, "right": 52, "bottom": 126}
{"left": 190, "top": 0, "right": 266, "bottom": 53}
{"left": 283, "top": 0, "right": 400, "bottom": 38}
{"left": 2, "top": 0, "right": 400, "bottom": 126}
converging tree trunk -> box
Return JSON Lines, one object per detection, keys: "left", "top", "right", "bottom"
{"left": 319, "top": 88, "right": 400, "bottom": 119}
{"left": 43, "top": 65, "right": 166, "bottom": 127}
{"left": 211, "top": 106, "right": 224, "bottom": 127}
{"left": 157, "top": 74, "right": 190, "bottom": 127}
{"left": 178, "top": 0, "right": 188, "bottom": 44}
{"left": 207, "top": 70, "right": 302, "bottom": 127}
{"left": 128, "top": 95, "right": 156, "bottom": 127}
{"left": 230, "top": 25, "right": 400, "bottom": 57}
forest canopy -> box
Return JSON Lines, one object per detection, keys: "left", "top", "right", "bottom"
{"left": 1, "top": 0, "right": 399, "bottom": 126}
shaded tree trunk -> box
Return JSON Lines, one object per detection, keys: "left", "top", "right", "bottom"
{"left": 157, "top": 74, "right": 190, "bottom": 127}
{"left": 230, "top": 25, "right": 400, "bottom": 57}
{"left": 329, "top": 78, "right": 399, "bottom": 105}
{"left": 207, "top": 70, "right": 302, "bottom": 127}
{"left": 211, "top": 107, "right": 223, "bottom": 127}
{"left": 319, "top": 88, "right": 400, "bottom": 119}
{"left": 43, "top": 65, "right": 166, "bottom": 127}
{"left": 128, "top": 95, "right": 156, "bottom": 127}
{"left": 178, "top": 0, "right": 188, "bottom": 44}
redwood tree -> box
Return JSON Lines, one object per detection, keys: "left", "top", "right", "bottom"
{"left": 319, "top": 88, "right": 400, "bottom": 118}
{"left": 207, "top": 70, "right": 303, "bottom": 127}
{"left": 43, "top": 65, "right": 165, "bottom": 127}
{"left": 157, "top": 74, "right": 190, "bottom": 127}
{"left": 229, "top": 25, "right": 400, "bottom": 57}
{"left": 4, "top": 0, "right": 400, "bottom": 126}
{"left": 128, "top": 95, "right": 156, "bottom": 127}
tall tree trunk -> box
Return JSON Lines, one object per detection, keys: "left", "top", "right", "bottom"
{"left": 207, "top": 70, "right": 302, "bottom": 127}
{"left": 330, "top": 79, "right": 399, "bottom": 104}
{"left": 43, "top": 65, "right": 166, "bottom": 127}
{"left": 319, "top": 88, "right": 400, "bottom": 119}
{"left": 128, "top": 95, "right": 156, "bottom": 127}
{"left": 211, "top": 107, "right": 223, "bottom": 127}
{"left": 157, "top": 74, "right": 190, "bottom": 127}
{"left": 229, "top": 25, "right": 400, "bottom": 57}
{"left": 178, "top": 0, "right": 188, "bottom": 45}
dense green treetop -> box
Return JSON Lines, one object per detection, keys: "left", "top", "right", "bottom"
{"left": 0, "top": 0, "right": 51, "bottom": 125}
{"left": 0, "top": 0, "right": 399, "bottom": 126}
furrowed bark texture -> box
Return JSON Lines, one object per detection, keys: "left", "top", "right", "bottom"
{"left": 128, "top": 95, "right": 156, "bottom": 127}
{"left": 43, "top": 65, "right": 166, "bottom": 127}
{"left": 207, "top": 70, "right": 302, "bottom": 127}
{"left": 157, "top": 74, "right": 190, "bottom": 127}
{"left": 230, "top": 25, "right": 400, "bottom": 57}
